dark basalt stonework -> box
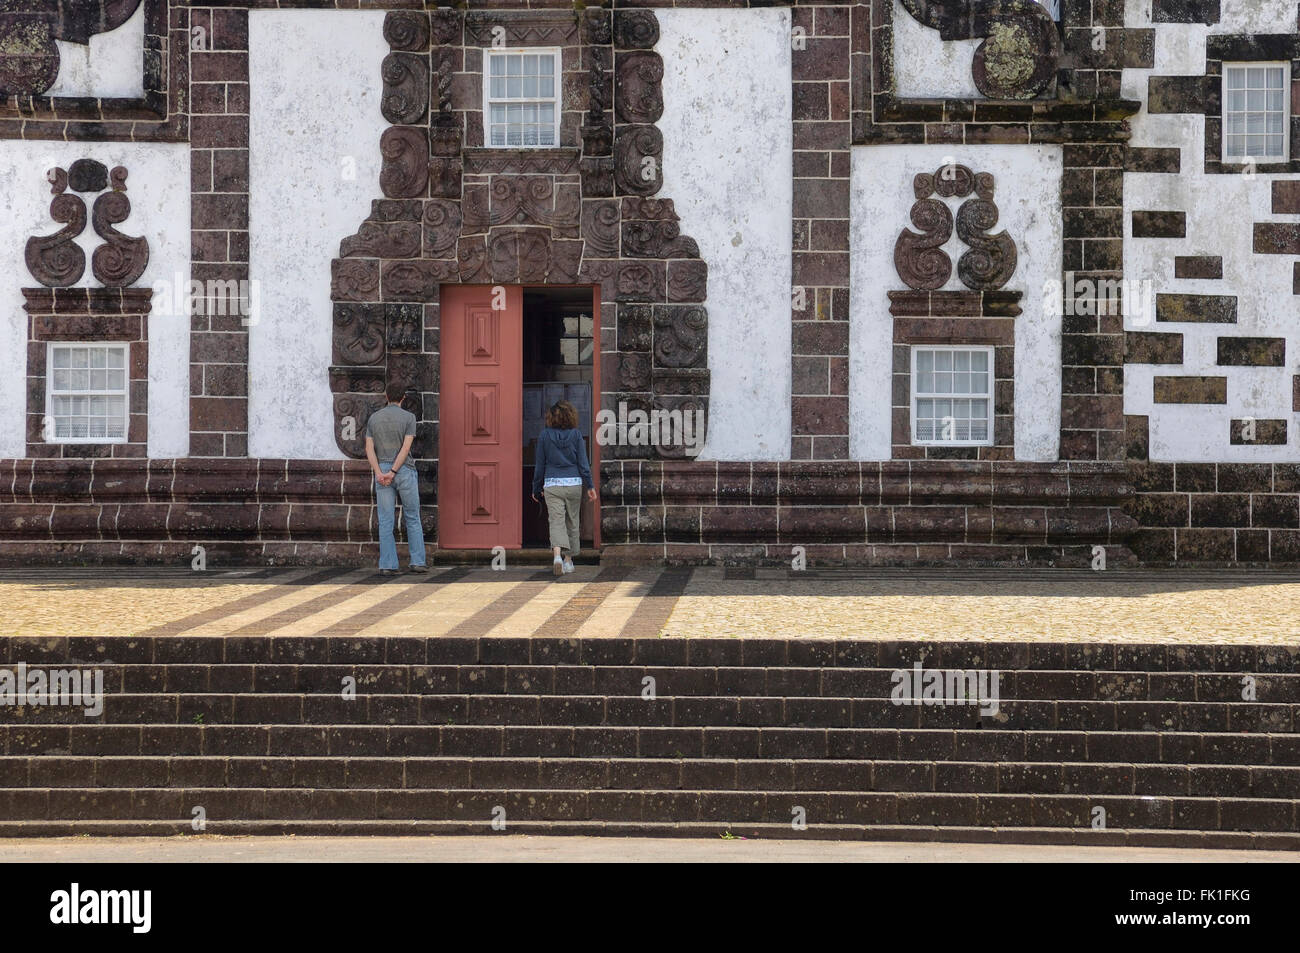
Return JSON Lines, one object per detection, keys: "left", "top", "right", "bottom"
{"left": 329, "top": 8, "right": 711, "bottom": 479}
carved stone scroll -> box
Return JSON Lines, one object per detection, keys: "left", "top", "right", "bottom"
{"left": 25, "top": 168, "right": 87, "bottom": 288}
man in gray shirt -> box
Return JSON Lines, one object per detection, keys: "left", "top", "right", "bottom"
{"left": 364, "top": 382, "right": 427, "bottom": 575}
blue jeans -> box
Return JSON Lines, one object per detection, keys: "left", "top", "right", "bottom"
{"left": 376, "top": 461, "right": 426, "bottom": 570}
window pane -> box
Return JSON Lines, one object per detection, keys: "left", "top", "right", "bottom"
{"left": 490, "top": 55, "right": 505, "bottom": 76}
{"left": 971, "top": 350, "right": 988, "bottom": 372}
{"left": 1268, "top": 67, "right": 1284, "bottom": 88}
{"left": 935, "top": 351, "right": 951, "bottom": 371}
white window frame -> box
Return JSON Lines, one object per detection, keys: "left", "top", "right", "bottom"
{"left": 1221, "top": 61, "right": 1290, "bottom": 164}
{"left": 910, "top": 345, "right": 995, "bottom": 448}
{"left": 481, "top": 47, "right": 562, "bottom": 149}
{"left": 45, "top": 341, "right": 130, "bottom": 444}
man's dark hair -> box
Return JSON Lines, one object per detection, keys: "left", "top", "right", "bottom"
{"left": 386, "top": 380, "right": 408, "bottom": 403}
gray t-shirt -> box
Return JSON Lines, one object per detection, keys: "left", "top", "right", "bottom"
{"left": 366, "top": 403, "right": 417, "bottom": 462}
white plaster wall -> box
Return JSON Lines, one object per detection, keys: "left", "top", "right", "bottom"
{"left": 658, "top": 8, "right": 793, "bottom": 460}
{"left": 850, "top": 144, "right": 1063, "bottom": 460}
{"left": 0, "top": 142, "right": 190, "bottom": 457}
{"left": 892, "top": 0, "right": 981, "bottom": 99}
{"left": 45, "top": 5, "right": 146, "bottom": 100}
{"left": 248, "top": 11, "right": 388, "bottom": 459}
{"left": 1123, "top": 0, "right": 1300, "bottom": 462}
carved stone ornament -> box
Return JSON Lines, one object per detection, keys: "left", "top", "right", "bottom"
{"left": 895, "top": 202, "right": 954, "bottom": 291}
{"left": 615, "top": 51, "right": 665, "bottom": 125}
{"left": 613, "top": 9, "right": 659, "bottom": 50}
{"left": 25, "top": 168, "right": 87, "bottom": 288}
{"left": 894, "top": 165, "right": 1016, "bottom": 292}
{"left": 381, "top": 52, "right": 429, "bottom": 126}
{"left": 333, "top": 303, "right": 386, "bottom": 366}
{"left": 0, "top": 0, "right": 142, "bottom": 96}
{"left": 383, "top": 11, "right": 429, "bottom": 52}
{"left": 614, "top": 126, "right": 663, "bottom": 196}
{"left": 333, "top": 394, "right": 387, "bottom": 458}
{"left": 379, "top": 126, "right": 429, "bottom": 199}
{"left": 90, "top": 166, "right": 149, "bottom": 287}
{"left": 653, "top": 306, "right": 707, "bottom": 369}
{"left": 955, "top": 178, "right": 1017, "bottom": 291}
{"left": 898, "top": 0, "right": 1061, "bottom": 100}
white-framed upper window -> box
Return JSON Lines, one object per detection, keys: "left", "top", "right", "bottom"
{"left": 482, "top": 48, "right": 561, "bottom": 148}
{"left": 46, "top": 342, "right": 129, "bottom": 443}
{"left": 911, "top": 346, "right": 994, "bottom": 446}
{"left": 1223, "top": 62, "right": 1290, "bottom": 163}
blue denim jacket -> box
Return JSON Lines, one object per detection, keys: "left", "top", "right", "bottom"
{"left": 532, "top": 426, "right": 593, "bottom": 495}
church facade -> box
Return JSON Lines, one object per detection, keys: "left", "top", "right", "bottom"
{"left": 1, "top": 0, "right": 1298, "bottom": 566}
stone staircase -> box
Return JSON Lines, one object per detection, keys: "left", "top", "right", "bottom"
{"left": 1, "top": 636, "right": 1296, "bottom": 848}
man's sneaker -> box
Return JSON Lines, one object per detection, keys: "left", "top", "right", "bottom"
{"left": 409, "top": 565, "right": 429, "bottom": 574}
{"left": 378, "top": 569, "right": 401, "bottom": 577}
{"left": 552, "top": 556, "right": 564, "bottom": 577}
{"left": 562, "top": 558, "right": 575, "bottom": 574}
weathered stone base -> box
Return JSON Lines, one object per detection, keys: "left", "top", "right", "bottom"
{"left": 599, "top": 460, "right": 1139, "bottom": 567}
{"left": 6, "top": 456, "right": 1300, "bottom": 567}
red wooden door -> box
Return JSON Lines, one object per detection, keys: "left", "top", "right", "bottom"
{"left": 439, "top": 285, "right": 523, "bottom": 549}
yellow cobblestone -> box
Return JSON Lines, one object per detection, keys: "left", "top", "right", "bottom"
{"left": 0, "top": 567, "right": 1297, "bottom": 642}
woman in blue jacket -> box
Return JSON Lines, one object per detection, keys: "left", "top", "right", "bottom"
{"left": 531, "top": 400, "right": 597, "bottom": 576}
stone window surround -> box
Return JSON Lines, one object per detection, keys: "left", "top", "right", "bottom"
{"left": 454, "top": 17, "right": 585, "bottom": 151}
{"left": 45, "top": 341, "right": 132, "bottom": 444}
{"left": 23, "top": 287, "right": 150, "bottom": 459}
{"left": 480, "top": 46, "right": 564, "bottom": 149}
{"left": 1220, "top": 61, "right": 1291, "bottom": 164}
{"left": 908, "top": 344, "right": 996, "bottom": 447}
{"left": 890, "top": 305, "right": 1015, "bottom": 461}
{"left": 1203, "top": 36, "right": 1300, "bottom": 174}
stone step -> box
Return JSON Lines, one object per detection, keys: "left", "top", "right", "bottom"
{"left": 2, "top": 693, "right": 1293, "bottom": 732}
{"left": 4, "top": 725, "right": 1296, "bottom": 764}
{"left": 0, "top": 818, "right": 1296, "bottom": 850}
{"left": 17, "top": 664, "right": 1297, "bottom": 701}
{"left": 3, "top": 787, "right": 1297, "bottom": 831}
{"left": 4, "top": 756, "right": 1297, "bottom": 798}
{"left": 8, "top": 636, "right": 1295, "bottom": 672}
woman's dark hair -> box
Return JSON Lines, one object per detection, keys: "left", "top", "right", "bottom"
{"left": 546, "top": 400, "right": 579, "bottom": 430}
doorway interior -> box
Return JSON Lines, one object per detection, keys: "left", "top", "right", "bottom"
{"left": 522, "top": 286, "right": 598, "bottom": 548}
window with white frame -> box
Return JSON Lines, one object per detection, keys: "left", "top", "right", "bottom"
{"left": 46, "top": 343, "right": 129, "bottom": 442}
{"left": 911, "top": 346, "right": 994, "bottom": 446}
{"left": 1223, "top": 63, "right": 1289, "bottom": 162}
{"left": 483, "top": 48, "right": 561, "bottom": 148}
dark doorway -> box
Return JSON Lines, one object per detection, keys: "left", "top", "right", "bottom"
{"left": 521, "top": 286, "right": 598, "bottom": 548}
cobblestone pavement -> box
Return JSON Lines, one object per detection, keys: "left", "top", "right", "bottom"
{"left": 1, "top": 565, "right": 1299, "bottom": 642}
{"left": 0, "top": 835, "right": 1293, "bottom": 863}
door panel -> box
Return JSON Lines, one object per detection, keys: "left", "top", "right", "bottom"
{"left": 440, "top": 285, "right": 523, "bottom": 549}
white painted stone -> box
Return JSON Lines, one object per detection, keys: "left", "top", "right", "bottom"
{"left": 247, "top": 11, "right": 388, "bottom": 459}
{"left": 658, "top": 8, "right": 793, "bottom": 461}
{"left": 892, "top": 0, "right": 981, "bottom": 100}
{"left": 1122, "top": 1, "right": 1300, "bottom": 462}
{"left": 850, "top": 144, "right": 1063, "bottom": 461}
{"left": 0, "top": 142, "right": 190, "bottom": 458}
{"left": 45, "top": 5, "right": 146, "bottom": 100}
